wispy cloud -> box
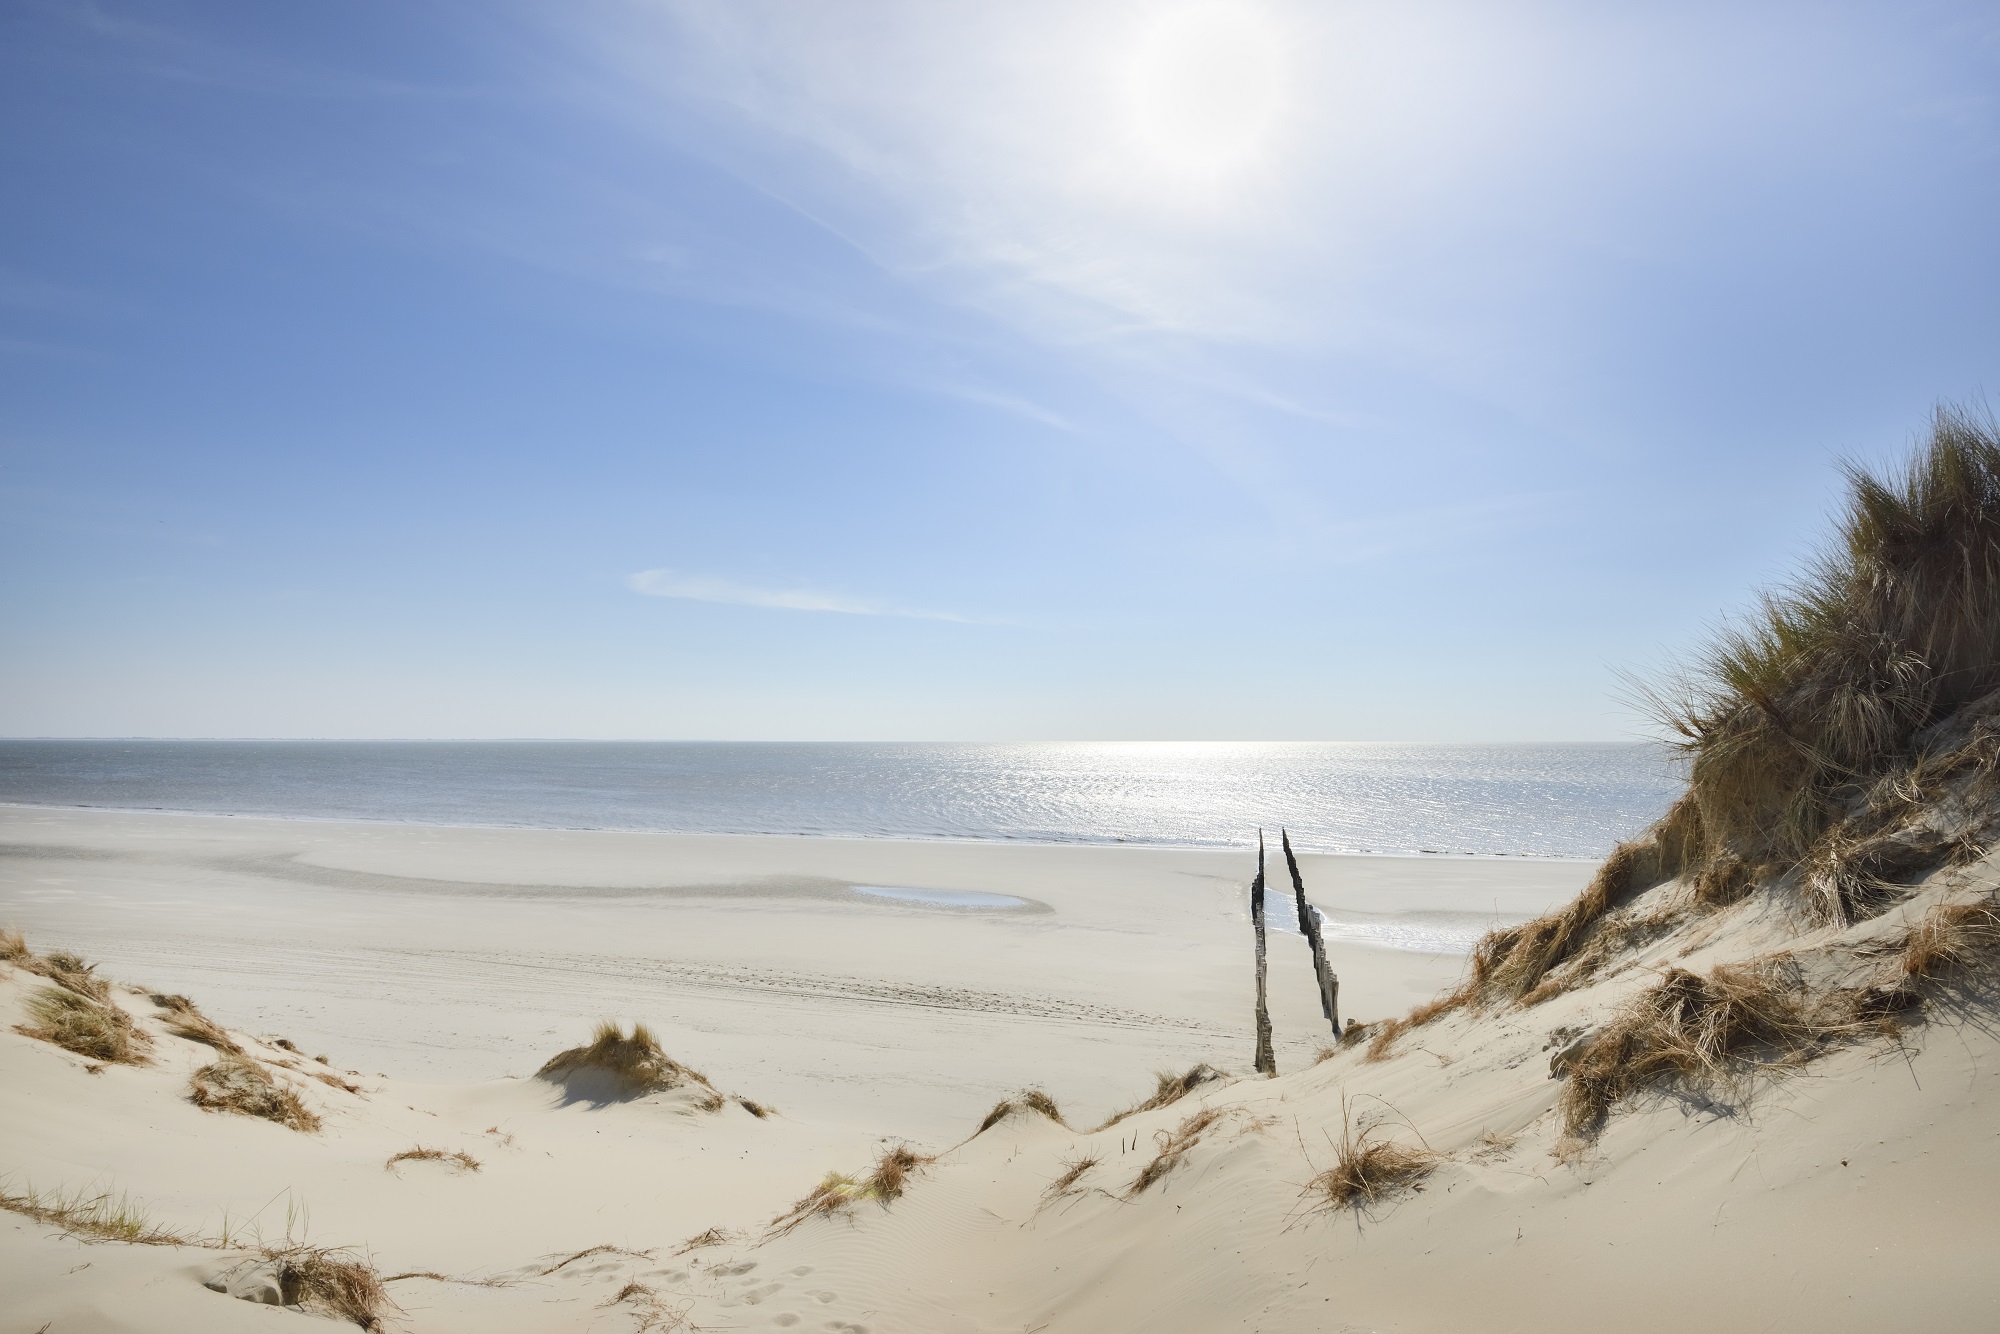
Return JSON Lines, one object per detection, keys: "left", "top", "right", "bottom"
{"left": 626, "top": 569, "right": 972, "bottom": 622}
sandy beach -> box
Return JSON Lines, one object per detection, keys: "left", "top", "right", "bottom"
{"left": 0, "top": 805, "right": 1588, "bottom": 1135}
{"left": 6, "top": 799, "right": 1996, "bottom": 1332}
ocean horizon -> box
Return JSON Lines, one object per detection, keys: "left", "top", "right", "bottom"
{"left": 0, "top": 739, "right": 1681, "bottom": 860}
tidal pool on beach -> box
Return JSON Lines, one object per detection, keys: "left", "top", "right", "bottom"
{"left": 850, "top": 884, "right": 1031, "bottom": 909}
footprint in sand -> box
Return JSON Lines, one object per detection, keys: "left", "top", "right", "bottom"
{"left": 811, "top": 1291, "right": 837, "bottom": 1304}
{"left": 825, "top": 1322, "right": 869, "bottom": 1334}
{"left": 772, "top": 1315, "right": 801, "bottom": 1328}
{"left": 712, "top": 1260, "right": 759, "bottom": 1277}
{"left": 741, "top": 1281, "right": 785, "bottom": 1304}
{"left": 790, "top": 1265, "right": 813, "bottom": 1276}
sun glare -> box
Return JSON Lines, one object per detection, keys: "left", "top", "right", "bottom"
{"left": 1126, "top": 3, "right": 1288, "bottom": 179}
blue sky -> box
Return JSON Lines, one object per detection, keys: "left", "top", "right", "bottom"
{"left": 2, "top": 0, "right": 1996, "bottom": 740}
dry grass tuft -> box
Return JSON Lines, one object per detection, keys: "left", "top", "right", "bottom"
{"left": 1361, "top": 1018, "right": 1406, "bottom": 1063}
{"left": 0, "top": 926, "right": 29, "bottom": 965}
{"left": 674, "top": 1226, "right": 736, "bottom": 1254}
{"left": 864, "top": 1143, "right": 934, "bottom": 1201}
{"left": 768, "top": 1172, "right": 862, "bottom": 1236}
{"left": 1901, "top": 900, "right": 2000, "bottom": 978}
{"left": 1043, "top": 1155, "right": 1099, "bottom": 1199}
{"left": 262, "top": 1245, "right": 396, "bottom": 1329}
{"left": 1093, "top": 1063, "right": 1228, "bottom": 1131}
{"left": 537, "top": 1022, "right": 718, "bottom": 1101}
{"left": 149, "top": 993, "right": 245, "bottom": 1056}
{"left": 535, "top": 1244, "right": 654, "bottom": 1277}
{"left": 1129, "top": 1106, "right": 1224, "bottom": 1195}
{"left": 189, "top": 1056, "right": 321, "bottom": 1133}
{"left": 1313, "top": 1111, "right": 1439, "bottom": 1211}
{"left": 0, "top": 1181, "right": 192, "bottom": 1245}
{"left": 1358, "top": 988, "right": 1472, "bottom": 1062}
{"left": 600, "top": 1279, "right": 693, "bottom": 1332}
{"left": 735, "top": 1096, "right": 774, "bottom": 1118}
{"left": 35, "top": 949, "right": 111, "bottom": 1002}
{"left": 1555, "top": 955, "right": 1881, "bottom": 1143}
{"left": 385, "top": 1146, "right": 480, "bottom": 1173}
{"left": 17, "top": 985, "right": 150, "bottom": 1064}
{"left": 767, "top": 1142, "right": 938, "bottom": 1236}
{"left": 975, "top": 1087, "right": 1066, "bottom": 1135}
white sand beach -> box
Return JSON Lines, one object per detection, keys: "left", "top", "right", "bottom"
{"left": 0, "top": 806, "right": 1588, "bottom": 1135}
{"left": 4, "top": 802, "right": 1995, "bottom": 1332}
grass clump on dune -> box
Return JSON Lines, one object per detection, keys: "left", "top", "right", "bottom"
{"left": 1043, "top": 1154, "right": 1099, "bottom": 1200}
{"left": 975, "top": 1087, "right": 1066, "bottom": 1135}
{"left": 1093, "top": 1063, "right": 1228, "bottom": 1131}
{"left": 1554, "top": 955, "right": 1883, "bottom": 1145}
{"left": 1901, "top": 899, "right": 2000, "bottom": 979}
{"left": 537, "top": 1022, "right": 722, "bottom": 1106}
{"left": 149, "top": 992, "right": 245, "bottom": 1056}
{"left": 1313, "top": 1103, "right": 1439, "bottom": 1211}
{"left": 18, "top": 984, "right": 151, "bottom": 1065}
{"left": 259, "top": 1245, "right": 396, "bottom": 1330}
{"left": 3, "top": 930, "right": 115, "bottom": 1002}
{"left": 190, "top": 1056, "right": 322, "bottom": 1133}
{"left": 1128, "top": 1106, "right": 1224, "bottom": 1195}
{"left": 768, "top": 1143, "right": 937, "bottom": 1236}
{"left": 386, "top": 1146, "right": 480, "bottom": 1173}
{"left": 1413, "top": 408, "right": 2000, "bottom": 1019}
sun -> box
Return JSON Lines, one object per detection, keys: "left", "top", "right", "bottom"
{"left": 1125, "top": 3, "right": 1288, "bottom": 179}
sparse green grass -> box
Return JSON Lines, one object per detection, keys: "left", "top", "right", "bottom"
{"left": 0, "top": 1180, "right": 192, "bottom": 1245}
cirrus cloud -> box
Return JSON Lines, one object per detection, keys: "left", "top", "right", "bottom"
{"left": 626, "top": 568, "right": 972, "bottom": 622}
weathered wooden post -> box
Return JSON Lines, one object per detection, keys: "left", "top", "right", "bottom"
{"left": 1251, "top": 830, "right": 1276, "bottom": 1076}
{"left": 1282, "top": 828, "right": 1341, "bottom": 1039}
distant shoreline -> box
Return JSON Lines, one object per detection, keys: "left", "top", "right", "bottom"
{"left": 0, "top": 799, "right": 1597, "bottom": 863}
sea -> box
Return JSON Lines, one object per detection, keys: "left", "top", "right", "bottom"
{"left": 0, "top": 740, "right": 1681, "bottom": 860}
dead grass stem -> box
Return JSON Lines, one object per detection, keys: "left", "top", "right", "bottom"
{"left": 385, "top": 1147, "right": 480, "bottom": 1173}
{"left": 1093, "top": 1064, "right": 1227, "bottom": 1131}
{"left": 674, "top": 1226, "right": 737, "bottom": 1254}
{"left": 1129, "top": 1106, "right": 1224, "bottom": 1195}
{"left": 1043, "top": 1155, "right": 1098, "bottom": 1199}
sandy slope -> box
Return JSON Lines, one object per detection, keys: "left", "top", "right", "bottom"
{"left": 3, "top": 808, "right": 1992, "bottom": 1331}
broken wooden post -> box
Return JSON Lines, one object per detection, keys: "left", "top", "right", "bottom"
{"left": 1282, "top": 828, "right": 1341, "bottom": 1039}
{"left": 1251, "top": 829, "right": 1276, "bottom": 1076}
